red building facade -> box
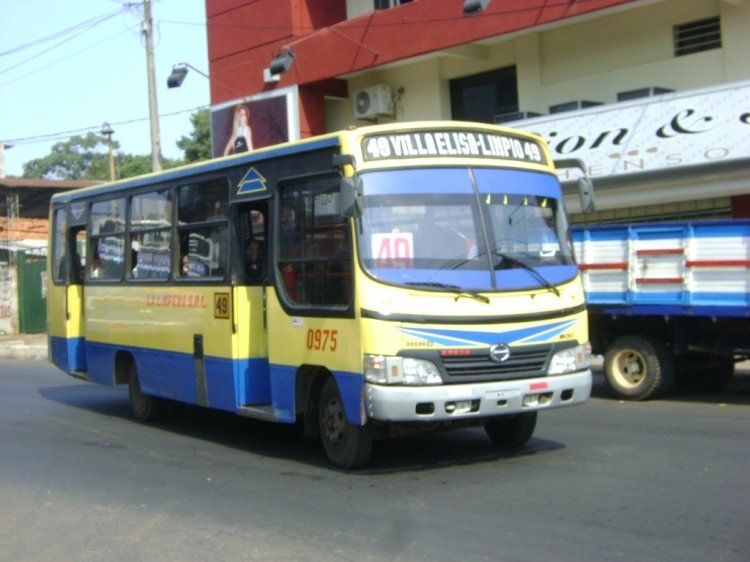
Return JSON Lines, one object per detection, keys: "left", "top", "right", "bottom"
{"left": 206, "top": 0, "right": 635, "bottom": 139}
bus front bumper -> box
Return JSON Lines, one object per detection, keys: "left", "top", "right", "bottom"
{"left": 365, "top": 370, "right": 591, "bottom": 423}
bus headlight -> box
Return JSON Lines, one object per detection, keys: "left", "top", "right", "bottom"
{"left": 364, "top": 355, "right": 442, "bottom": 385}
{"left": 548, "top": 342, "right": 591, "bottom": 375}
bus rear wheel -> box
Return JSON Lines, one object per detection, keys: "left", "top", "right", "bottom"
{"left": 318, "top": 377, "right": 372, "bottom": 469}
{"left": 128, "top": 362, "right": 168, "bottom": 422}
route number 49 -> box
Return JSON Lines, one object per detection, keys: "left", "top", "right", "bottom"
{"left": 214, "top": 293, "right": 230, "bottom": 319}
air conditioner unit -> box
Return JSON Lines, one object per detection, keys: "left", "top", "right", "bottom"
{"left": 353, "top": 85, "right": 393, "bottom": 120}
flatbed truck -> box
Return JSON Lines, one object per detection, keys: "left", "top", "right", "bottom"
{"left": 572, "top": 219, "right": 750, "bottom": 399}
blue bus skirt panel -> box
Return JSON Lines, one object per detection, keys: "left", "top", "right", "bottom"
{"left": 54, "top": 338, "right": 366, "bottom": 424}
{"left": 61, "top": 339, "right": 272, "bottom": 414}
{"left": 50, "top": 336, "right": 87, "bottom": 373}
{"left": 268, "top": 364, "right": 297, "bottom": 422}
{"left": 236, "top": 357, "right": 272, "bottom": 406}
{"left": 268, "top": 364, "right": 366, "bottom": 426}
{"left": 334, "top": 370, "right": 368, "bottom": 426}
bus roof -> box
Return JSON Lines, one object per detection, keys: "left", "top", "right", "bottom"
{"left": 50, "top": 121, "right": 548, "bottom": 204}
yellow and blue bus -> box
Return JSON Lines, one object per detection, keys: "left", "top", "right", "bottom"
{"left": 48, "top": 121, "right": 593, "bottom": 468}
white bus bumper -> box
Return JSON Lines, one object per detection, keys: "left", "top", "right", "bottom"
{"left": 365, "top": 370, "right": 592, "bottom": 422}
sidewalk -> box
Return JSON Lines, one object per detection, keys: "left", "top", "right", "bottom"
{"left": 0, "top": 333, "right": 48, "bottom": 361}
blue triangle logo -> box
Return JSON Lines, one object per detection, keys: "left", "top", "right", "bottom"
{"left": 237, "top": 167, "right": 267, "bottom": 195}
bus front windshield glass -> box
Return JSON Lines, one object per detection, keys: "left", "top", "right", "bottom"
{"left": 357, "top": 167, "right": 577, "bottom": 292}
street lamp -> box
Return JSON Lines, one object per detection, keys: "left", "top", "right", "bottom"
{"left": 167, "top": 63, "right": 211, "bottom": 88}
{"left": 463, "top": 0, "right": 492, "bottom": 15}
{"left": 269, "top": 49, "right": 295, "bottom": 76}
{"left": 101, "top": 123, "right": 116, "bottom": 181}
{"left": 167, "top": 64, "right": 189, "bottom": 88}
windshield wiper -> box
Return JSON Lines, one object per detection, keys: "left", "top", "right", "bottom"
{"left": 494, "top": 253, "right": 560, "bottom": 297}
{"left": 405, "top": 282, "right": 490, "bottom": 304}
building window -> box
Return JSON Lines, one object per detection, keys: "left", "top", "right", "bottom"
{"left": 374, "top": 0, "right": 412, "bottom": 10}
{"left": 450, "top": 66, "right": 519, "bottom": 124}
{"left": 674, "top": 17, "right": 721, "bottom": 57}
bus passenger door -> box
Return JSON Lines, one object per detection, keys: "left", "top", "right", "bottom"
{"left": 235, "top": 205, "right": 271, "bottom": 406}
{"left": 48, "top": 223, "right": 88, "bottom": 373}
{"left": 265, "top": 176, "right": 360, "bottom": 424}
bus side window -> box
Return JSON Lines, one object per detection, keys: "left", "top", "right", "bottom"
{"left": 178, "top": 226, "right": 227, "bottom": 278}
{"left": 89, "top": 198, "right": 126, "bottom": 281}
{"left": 278, "top": 178, "right": 352, "bottom": 308}
{"left": 52, "top": 209, "right": 67, "bottom": 283}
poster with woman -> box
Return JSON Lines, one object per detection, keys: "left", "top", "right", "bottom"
{"left": 211, "top": 87, "right": 298, "bottom": 158}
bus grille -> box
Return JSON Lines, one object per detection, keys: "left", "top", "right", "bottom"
{"left": 440, "top": 346, "right": 551, "bottom": 380}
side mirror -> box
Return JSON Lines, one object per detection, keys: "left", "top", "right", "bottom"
{"left": 578, "top": 176, "right": 595, "bottom": 214}
{"left": 334, "top": 154, "right": 361, "bottom": 218}
{"left": 555, "top": 158, "right": 596, "bottom": 214}
{"left": 339, "top": 176, "right": 363, "bottom": 218}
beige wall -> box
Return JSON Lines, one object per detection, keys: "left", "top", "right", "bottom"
{"left": 346, "top": 0, "right": 373, "bottom": 19}
{"left": 326, "top": 0, "right": 750, "bottom": 128}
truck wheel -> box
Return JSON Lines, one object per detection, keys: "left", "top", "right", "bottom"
{"left": 484, "top": 412, "right": 537, "bottom": 447}
{"left": 318, "top": 377, "right": 373, "bottom": 469}
{"left": 675, "top": 353, "right": 734, "bottom": 392}
{"left": 604, "top": 335, "right": 674, "bottom": 400}
{"left": 128, "top": 362, "right": 168, "bottom": 422}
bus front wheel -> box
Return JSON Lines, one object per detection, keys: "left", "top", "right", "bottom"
{"left": 484, "top": 412, "right": 537, "bottom": 447}
{"left": 318, "top": 377, "right": 373, "bottom": 469}
{"left": 128, "top": 362, "right": 168, "bottom": 422}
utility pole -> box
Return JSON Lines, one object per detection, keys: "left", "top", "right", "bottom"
{"left": 101, "top": 123, "right": 116, "bottom": 181}
{"left": 143, "top": 0, "right": 162, "bottom": 172}
{"left": 0, "top": 142, "right": 10, "bottom": 179}
{"left": 6, "top": 189, "right": 19, "bottom": 266}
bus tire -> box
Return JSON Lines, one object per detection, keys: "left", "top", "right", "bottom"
{"left": 484, "top": 412, "right": 537, "bottom": 447}
{"left": 318, "top": 377, "right": 372, "bottom": 469}
{"left": 128, "top": 362, "right": 168, "bottom": 422}
{"left": 604, "top": 335, "right": 673, "bottom": 400}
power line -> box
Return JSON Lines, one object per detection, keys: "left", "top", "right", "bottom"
{"left": 0, "top": 29, "right": 133, "bottom": 88}
{"left": 0, "top": 9, "right": 125, "bottom": 58}
{"left": 1, "top": 0, "right": 596, "bottom": 150}
{"left": 160, "top": 0, "right": 602, "bottom": 34}
{"left": 5, "top": 104, "right": 209, "bottom": 147}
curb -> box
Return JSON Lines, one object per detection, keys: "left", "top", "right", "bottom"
{"left": 0, "top": 337, "right": 48, "bottom": 361}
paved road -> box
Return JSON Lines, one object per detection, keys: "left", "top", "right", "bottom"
{"left": 1, "top": 360, "right": 748, "bottom": 561}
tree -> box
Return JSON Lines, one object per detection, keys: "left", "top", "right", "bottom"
{"left": 22, "top": 132, "right": 115, "bottom": 180}
{"left": 22, "top": 109, "right": 208, "bottom": 181}
{"left": 22, "top": 134, "right": 183, "bottom": 181}
{"left": 177, "top": 109, "right": 211, "bottom": 163}
{"left": 116, "top": 154, "right": 156, "bottom": 179}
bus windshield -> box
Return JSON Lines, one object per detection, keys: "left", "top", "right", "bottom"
{"left": 357, "top": 167, "right": 577, "bottom": 292}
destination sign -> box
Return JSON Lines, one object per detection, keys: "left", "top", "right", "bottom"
{"left": 362, "top": 130, "right": 547, "bottom": 164}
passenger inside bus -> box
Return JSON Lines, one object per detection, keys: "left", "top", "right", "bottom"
{"left": 244, "top": 239, "right": 263, "bottom": 276}
{"left": 91, "top": 253, "right": 101, "bottom": 279}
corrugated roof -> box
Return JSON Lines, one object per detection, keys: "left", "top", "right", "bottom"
{"left": 0, "top": 178, "right": 100, "bottom": 190}
{"left": 1, "top": 178, "right": 101, "bottom": 219}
